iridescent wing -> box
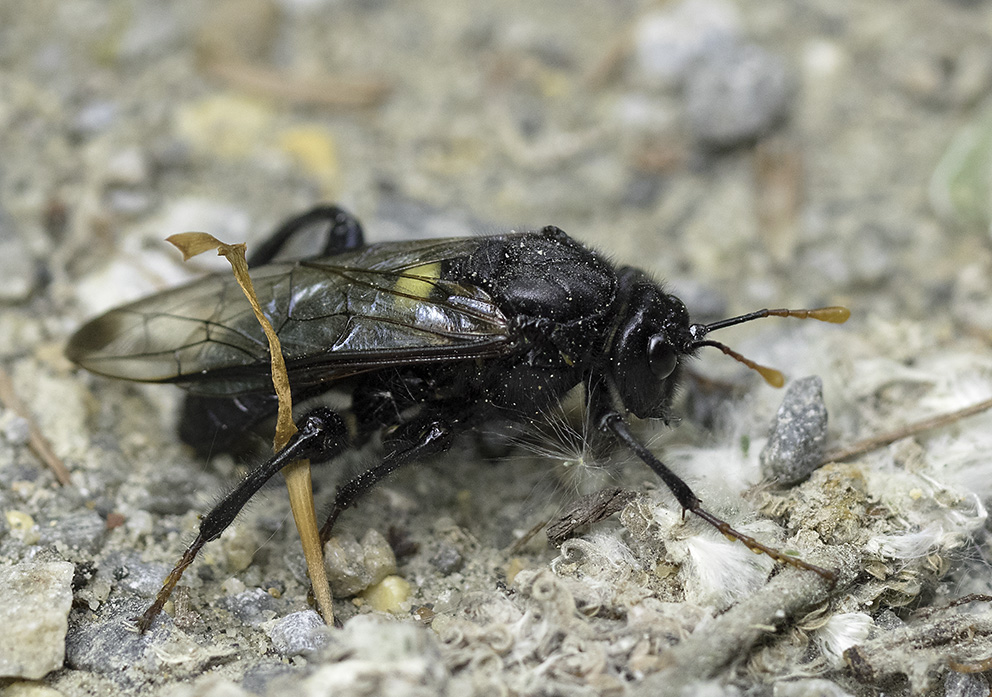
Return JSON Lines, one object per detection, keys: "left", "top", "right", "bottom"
{"left": 67, "top": 237, "right": 516, "bottom": 396}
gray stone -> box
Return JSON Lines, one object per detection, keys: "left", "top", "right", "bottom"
{"left": 65, "top": 595, "right": 237, "bottom": 678}
{"left": 0, "top": 410, "right": 31, "bottom": 446}
{"left": 634, "top": 0, "right": 742, "bottom": 84}
{"left": 0, "top": 561, "right": 75, "bottom": 679}
{"left": 40, "top": 511, "right": 107, "bottom": 553}
{"left": 102, "top": 550, "right": 173, "bottom": 597}
{"left": 0, "top": 223, "right": 38, "bottom": 303}
{"left": 760, "top": 376, "right": 828, "bottom": 485}
{"left": 217, "top": 587, "right": 284, "bottom": 626}
{"left": 71, "top": 100, "right": 119, "bottom": 137}
{"left": 945, "top": 672, "right": 990, "bottom": 697}
{"left": 264, "top": 610, "right": 328, "bottom": 657}
{"left": 64, "top": 599, "right": 153, "bottom": 674}
{"left": 686, "top": 42, "right": 792, "bottom": 148}
{"left": 429, "top": 543, "right": 464, "bottom": 575}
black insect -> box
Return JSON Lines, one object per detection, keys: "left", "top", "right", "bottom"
{"left": 67, "top": 205, "right": 847, "bottom": 629}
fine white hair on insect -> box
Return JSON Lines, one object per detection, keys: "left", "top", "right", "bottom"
{"left": 813, "top": 613, "right": 874, "bottom": 665}
{"left": 498, "top": 396, "right": 624, "bottom": 498}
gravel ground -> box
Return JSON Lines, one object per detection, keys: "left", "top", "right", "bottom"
{"left": 3, "top": 1, "right": 992, "bottom": 695}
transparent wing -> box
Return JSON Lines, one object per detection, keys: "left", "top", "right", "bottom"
{"left": 67, "top": 237, "right": 515, "bottom": 395}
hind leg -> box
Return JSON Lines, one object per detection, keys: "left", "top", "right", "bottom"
{"left": 140, "top": 408, "right": 349, "bottom": 630}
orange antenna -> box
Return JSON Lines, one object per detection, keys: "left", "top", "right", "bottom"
{"left": 695, "top": 340, "right": 784, "bottom": 387}
{"left": 698, "top": 306, "right": 849, "bottom": 334}
{"left": 689, "top": 305, "right": 849, "bottom": 387}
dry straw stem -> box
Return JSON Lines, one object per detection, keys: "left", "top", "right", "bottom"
{"left": 0, "top": 365, "right": 72, "bottom": 486}
{"left": 821, "top": 395, "right": 992, "bottom": 465}
{"left": 167, "top": 231, "right": 334, "bottom": 626}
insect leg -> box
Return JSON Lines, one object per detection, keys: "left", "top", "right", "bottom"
{"left": 138, "top": 408, "right": 348, "bottom": 631}
{"left": 319, "top": 416, "right": 453, "bottom": 543}
{"left": 589, "top": 391, "right": 837, "bottom": 584}
{"left": 247, "top": 204, "right": 365, "bottom": 266}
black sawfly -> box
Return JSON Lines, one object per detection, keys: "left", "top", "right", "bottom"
{"left": 66, "top": 205, "right": 849, "bottom": 629}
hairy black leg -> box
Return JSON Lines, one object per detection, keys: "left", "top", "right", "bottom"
{"left": 588, "top": 381, "right": 837, "bottom": 584}
{"left": 248, "top": 204, "right": 365, "bottom": 266}
{"left": 319, "top": 416, "right": 453, "bottom": 543}
{"left": 139, "top": 408, "right": 349, "bottom": 631}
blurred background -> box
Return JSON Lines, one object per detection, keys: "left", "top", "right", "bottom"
{"left": 3, "top": 0, "right": 992, "bottom": 694}
{"left": 3, "top": 0, "right": 990, "bottom": 326}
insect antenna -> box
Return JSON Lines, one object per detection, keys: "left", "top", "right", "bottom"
{"left": 694, "top": 339, "right": 785, "bottom": 388}
{"left": 697, "top": 306, "right": 850, "bottom": 334}
{"left": 690, "top": 306, "right": 850, "bottom": 387}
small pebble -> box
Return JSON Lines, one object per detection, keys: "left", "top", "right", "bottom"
{"left": 0, "top": 222, "right": 38, "bottom": 303}
{"left": 362, "top": 575, "right": 412, "bottom": 614}
{"left": 39, "top": 511, "right": 106, "bottom": 553}
{"left": 429, "top": 543, "right": 464, "bottom": 575}
{"left": 217, "top": 587, "right": 282, "bottom": 626}
{"left": 634, "top": 0, "right": 742, "bottom": 84}
{"left": 0, "top": 410, "right": 31, "bottom": 446}
{"left": 324, "top": 529, "right": 397, "bottom": 597}
{"left": 71, "top": 100, "right": 119, "bottom": 138}
{"left": 759, "top": 375, "right": 828, "bottom": 485}
{"left": 104, "top": 147, "right": 150, "bottom": 186}
{"left": 6, "top": 510, "right": 40, "bottom": 545}
{"left": 265, "top": 610, "right": 328, "bottom": 656}
{"left": 218, "top": 523, "right": 261, "bottom": 574}
{"left": 686, "top": 42, "right": 792, "bottom": 148}
{"left": 0, "top": 562, "right": 75, "bottom": 679}
{"left": 221, "top": 576, "right": 247, "bottom": 596}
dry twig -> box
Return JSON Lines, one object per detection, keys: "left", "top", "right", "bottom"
{"left": 0, "top": 365, "right": 72, "bottom": 486}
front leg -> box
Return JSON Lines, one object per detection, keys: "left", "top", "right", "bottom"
{"left": 587, "top": 377, "right": 837, "bottom": 584}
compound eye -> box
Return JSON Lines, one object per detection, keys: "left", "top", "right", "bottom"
{"left": 648, "top": 336, "right": 678, "bottom": 379}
